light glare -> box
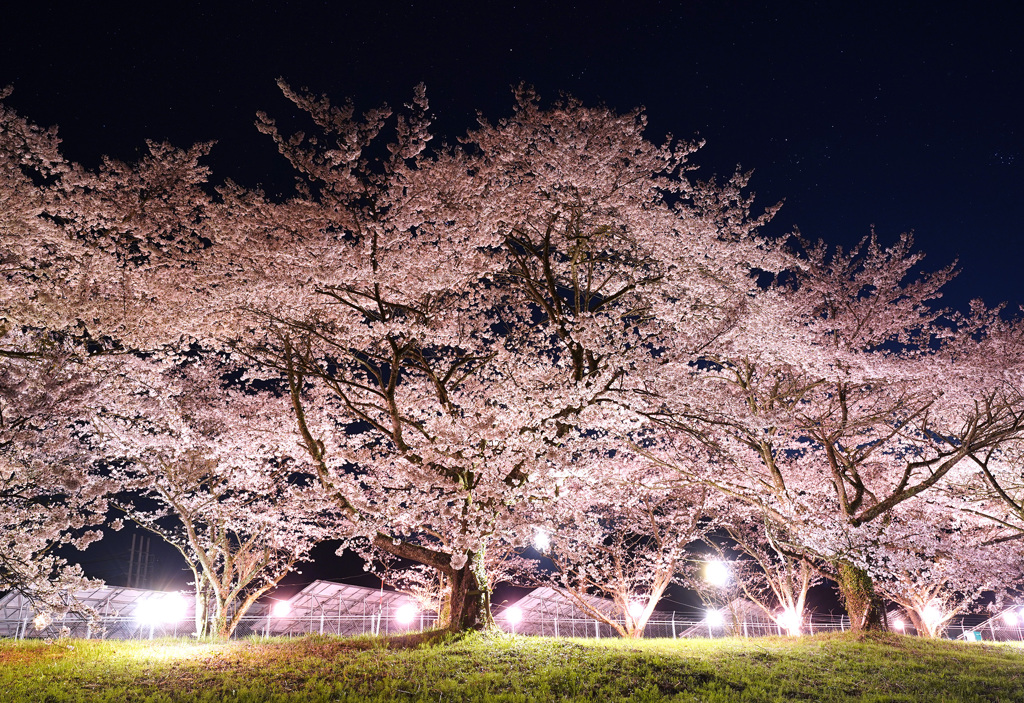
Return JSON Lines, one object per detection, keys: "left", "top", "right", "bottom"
{"left": 705, "top": 609, "right": 724, "bottom": 627}
{"left": 271, "top": 600, "right": 291, "bottom": 618}
{"left": 628, "top": 601, "right": 645, "bottom": 619}
{"left": 136, "top": 593, "right": 188, "bottom": 625}
{"left": 705, "top": 560, "right": 729, "bottom": 586}
{"left": 922, "top": 604, "right": 943, "bottom": 627}
{"left": 778, "top": 607, "right": 800, "bottom": 635}
{"left": 395, "top": 603, "right": 418, "bottom": 626}
{"left": 1003, "top": 611, "right": 1019, "bottom": 627}
{"left": 533, "top": 530, "right": 551, "bottom": 552}
{"left": 505, "top": 606, "right": 523, "bottom": 625}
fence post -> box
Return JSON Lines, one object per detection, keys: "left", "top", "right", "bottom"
{"left": 595, "top": 619, "right": 600, "bottom": 639}
{"left": 672, "top": 612, "right": 676, "bottom": 639}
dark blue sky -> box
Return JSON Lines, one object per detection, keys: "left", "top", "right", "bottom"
{"left": 4, "top": 1, "right": 1020, "bottom": 308}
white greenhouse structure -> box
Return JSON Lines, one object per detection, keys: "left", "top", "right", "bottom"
{"left": 4, "top": 580, "right": 1012, "bottom": 641}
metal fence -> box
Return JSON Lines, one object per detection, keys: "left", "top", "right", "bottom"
{"left": 5, "top": 611, "right": 862, "bottom": 641}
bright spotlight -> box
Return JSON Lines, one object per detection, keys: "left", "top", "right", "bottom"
{"left": 705, "top": 560, "right": 729, "bottom": 587}
{"left": 533, "top": 530, "right": 551, "bottom": 552}
{"left": 628, "top": 601, "right": 645, "bottom": 619}
{"left": 705, "top": 609, "right": 725, "bottom": 628}
{"left": 778, "top": 608, "right": 801, "bottom": 635}
{"left": 395, "top": 603, "right": 418, "bottom": 626}
{"left": 892, "top": 619, "right": 905, "bottom": 632}
{"left": 164, "top": 592, "right": 188, "bottom": 624}
{"left": 136, "top": 593, "right": 187, "bottom": 626}
{"left": 1003, "top": 611, "right": 1019, "bottom": 627}
{"left": 505, "top": 606, "right": 523, "bottom": 626}
{"left": 922, "top": 604, "right": 944, "bottom": 627}
{"left": 271, "top": 600, "right": 291, "bottom": 618}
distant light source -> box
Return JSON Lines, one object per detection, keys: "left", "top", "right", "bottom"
{"left": 705, "top": 609, "right": 724, "bottom": 628}
{"left": 505, "top": 606, "right": 523, "bottom": 626}
{"left": 892, "top": 619, "right": 905, "bottom": 632}
{"left": 395, "top": 603, "right": 418, "bottom": 626}
{"left": 271, "top": 600, "right": 291, "bottom": 618}
{"left": 705, "top": 560, "right": 729, "bottom": 587}
{"left": 628, "top": 601, "right": 645, "bottom": 620}
{"left": 533, "top": 530, "right": 550, "bottom": 552}
{"left": 1003, "top": 611, "right": 1019, "bottom": 627}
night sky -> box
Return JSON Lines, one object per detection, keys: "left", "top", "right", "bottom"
{"left": 4, "top": 1, "right": 1021, "bottom": 604}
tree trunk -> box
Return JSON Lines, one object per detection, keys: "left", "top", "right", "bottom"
{"left": 213, "top": 598, "right": 232, "bottom": 639}
{"left": 835, "top": 561, "right": 888, "bottom": 632}
{"left": 906, "top": 608, "right": 928, "bottom": 637}
{"left": 443, "top": 549, "right": 494, "bottom": 632}
{"left": 191, "top": 573, "right": 210, "bottom": 638}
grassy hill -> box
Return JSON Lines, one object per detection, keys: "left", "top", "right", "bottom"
{"left": 2, "top": 631, "right": 1022, "bottom": 702}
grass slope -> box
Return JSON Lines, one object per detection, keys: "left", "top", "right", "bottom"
{"left": 1, "top": 632, "right": 1022, "bottom": 702}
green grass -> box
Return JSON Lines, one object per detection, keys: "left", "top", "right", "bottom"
{"left": 1, "top": 631, "right": 1023, "bottom": 702}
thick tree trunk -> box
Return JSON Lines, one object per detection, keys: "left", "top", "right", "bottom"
{"left": 443, "top": 550, "right": 494, "bottom": 632}
{"left": 835, "top": 562, "right": 888, "bottom": 632}
{"left": 906, "top": 609, "right": 928, "bottom": 637}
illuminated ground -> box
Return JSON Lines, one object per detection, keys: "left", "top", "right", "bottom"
{"left": 1, "top": 632, "right": 1022, "bottom": 702}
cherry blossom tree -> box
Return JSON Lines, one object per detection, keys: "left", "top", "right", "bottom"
{"left": 642, "top": 233, "right": 1024, "bottom": 630}
{"left": 1, "top": 96, "right": 114, "bottom": 604}
{"left": 95, "top": 357, "right": 333, "bottom": 638}
{"left": 718, "top": 515, "right": 824, "bottom": 636}
{"left": 869, "top": 503, "right": 1022, "bottom": 638}
{"left": 188, "top": 84, "right": 775, "bottom": 631}
{"left": 1, "top": 91, "right": 225, "bottom": 606}
{"left": 513, "top": 462, "right": 713, "bottom": 638}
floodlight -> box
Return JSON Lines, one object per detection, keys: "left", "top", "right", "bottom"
{"left": 628, "top": 601, "right": 645, "bottom": 619}
{"left": 395, "top": 603, "right": 418, "bottom": 626}
{"left": 778, "top": 608, "right": 801, "bottom": 635}
{"left": 533, "top": 530, "right": 551, "bottom": 552}
{"left": 164, "top": 592, "right": 188, "bottom": 624}
{"left": 135, "top": 597, "right": 161, "bottom": 625}
{"left": 271, "top": 600, "right": 291, "bottom": 618}
{"left": 892, "top": 619, "right": 905, "bottom": 632}
{"left": 704, "top": 560, "right": 729, "bottom": 587}
{"left": 505, "top": 606, "right": 523, "bottom": 626}
{"left": 922, "top": 604, "right": 943, "bottom": 627}
{"left": 136, "top": 592, "right": 188, "bottom": 626}
{"left": 705, "top": 609, "right": 724, "bottom": 628}
{"left": 1003, "top": 611, "right": 1019, "bottom": 627}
